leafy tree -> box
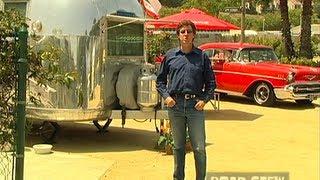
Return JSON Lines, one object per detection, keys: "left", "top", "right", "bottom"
{"left": 263, "top": 12, "right": 282, "bottom": 30}
{"left": 218, "top": 13, "right": 242, "bottom": 29}
{"left": 0, "top": 9, "right": 75, "bottom": 151}
{"left": 279, "top": 0, "right": 296, "bottom": 59}
{"left": 159, "top": 6, "right": 182, "bottom": 17}
{"left": 289, "top": 9, "right": 302, "bottom": 26}
{"left": 299, "top": 0, "right": 313, "bottom": 59}
{"left": 180, "top": 0, "right": 214, "bottom": 13}
{"left": 159, "top": 0, "right": 184, "bottom": 7}
{"left": 205, "top": 0, "right": 242, "bottom": 15}
{"left": 159, "top": 0, "right": 239, "bottom": 16}
{"left": 255, "top": 0, "right": 272, "bottom": 12}
{"left": 289, "top": 9, "right": 319, "bottom": 26}
{"left": 146, "top": 32, "right": 174, "bottom": 62}
{"left": 0, "top": 9, "right": 26, "bottom": 151}
{"left": 315, "top": 2, "right": 320, "bottom": 18}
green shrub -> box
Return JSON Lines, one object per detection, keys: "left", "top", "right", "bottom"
{"left": 219, "top": 12, "right": 282, "bottom": 31}
{"left": 0, "top": 9, "right": 28, "bottom": 150}
{"left": 146, "top": 31, "right": 174, "bottom": 62}
{"left": 311, "top": 35, "right": 320, "bottom": 56}
{"left": 0, "top": 9, "right": 75, "bottom": 150}
{"left": 246, "top": 34, "right": 320, "bottom": 61}
{"left": 159, "top": 7, "right": 182, "bottom": 17}
{"left": 246, "top": 35, "right": 284, "bottom": 58}
{"left": 289, "top": 9, "right": 302, "bottom": 27}
{"left": 315, "top": 2, "right": 320, "bottom": 19}
{"left": 280, "top": 57, "right": 320, "bottom": 67}
{"left": 263, "top": 12, "right": 282, "bottom": 31}
{"left": 218, "top": 13, "right": 241, "bottom": 29}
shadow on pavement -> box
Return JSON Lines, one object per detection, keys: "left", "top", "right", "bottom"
{"left": 205, "top": 109, "right": 262, "bottom": 121}
{"left": 220, "top": 95, "right": 255, "bottom": 105}
{"left": 221, "top": 95, "right": 319, "bottom": 110}
{"left": 272, "top": 100, "right": 320, "bottom": 110}
{"left": 26, "top": 121, "right": 218, "bottom": 154}
{"left": 26, "top": 122, "right": 160, "bottom": 153}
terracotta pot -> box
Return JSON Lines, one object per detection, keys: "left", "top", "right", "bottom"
{"left": 165, "top": 144, "right": 173, "bottom": 155}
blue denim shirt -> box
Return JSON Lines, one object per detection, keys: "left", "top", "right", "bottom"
{"left": 156, "top": 46, "right": 216, "bottom": 103}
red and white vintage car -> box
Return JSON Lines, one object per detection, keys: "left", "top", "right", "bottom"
{"left": 199, "top": 42, "right": 320, "bottom": 106}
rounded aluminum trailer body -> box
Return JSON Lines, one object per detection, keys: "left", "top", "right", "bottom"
{"left": 19, "top": 0, "right": 145, "bottom": 121}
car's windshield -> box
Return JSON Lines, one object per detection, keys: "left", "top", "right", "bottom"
{"left": 235, "top": 48, "right": 278, "bottom": 62}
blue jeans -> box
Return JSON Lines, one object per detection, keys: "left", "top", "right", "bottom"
{"left": 168, "top": 96, "right": 206, "bottom": 180}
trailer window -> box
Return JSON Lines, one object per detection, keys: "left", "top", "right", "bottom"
{"left": 107, "top": 21, "right": 143, "bottom": 56}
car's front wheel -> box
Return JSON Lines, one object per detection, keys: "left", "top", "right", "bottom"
{"left": 295, "top": 99, "right": 313, "bottom": 105}
{"left": 253, "top": 82, "right": 276, "bottom": 106}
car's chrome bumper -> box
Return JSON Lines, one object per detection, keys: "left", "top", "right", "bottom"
{"left": 274, "top": 82, "right": 320, "bottom": 100}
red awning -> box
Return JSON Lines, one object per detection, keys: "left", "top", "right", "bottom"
{"left": 146, "top": 8, "right": 240, "bottom": 31}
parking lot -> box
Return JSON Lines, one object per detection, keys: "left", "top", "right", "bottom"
{"left": 26, "top": 96, "right": 319, "bottom": 180}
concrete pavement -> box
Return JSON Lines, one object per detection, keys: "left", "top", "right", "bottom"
{"left": 24, "top": 147, "right": 114, "bottom": 180}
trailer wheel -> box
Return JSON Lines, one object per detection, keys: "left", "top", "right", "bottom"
{"left": 39, "top": 121, "right": 60, "bottom": 143}
{"left": 253, "top": 82, "right": 275, "bottom": 106}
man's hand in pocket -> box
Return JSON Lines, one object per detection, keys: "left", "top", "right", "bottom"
{"left": 194, "top": 100, "right": 206, "bottom": 111}
{"left": 165, "top": 96, "right": 176, "bottom": 107}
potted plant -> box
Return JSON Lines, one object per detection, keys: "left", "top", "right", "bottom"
{"left": 156, "top": 131, "right": 193, "bottom": 155}
{"left": 157, "top": 132, "right": 174, "bottom": 155}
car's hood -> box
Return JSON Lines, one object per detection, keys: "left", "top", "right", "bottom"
{"left": 256, "top": 61, "right": 320, "bottom": 81}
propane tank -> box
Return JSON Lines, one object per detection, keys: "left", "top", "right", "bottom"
{"left": 137, "top": 64, "right": 159, "bottom": 111}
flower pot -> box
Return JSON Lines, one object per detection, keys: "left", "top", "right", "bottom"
{"left": 165, "top": 144, "right": 173, "bottom": 155}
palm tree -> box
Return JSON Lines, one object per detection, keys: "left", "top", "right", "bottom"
{"left": 300, "top": 0, "right": 313, "bottom": 59}
{"left": 279, "top": 0, "right": 296, "bottom": 59}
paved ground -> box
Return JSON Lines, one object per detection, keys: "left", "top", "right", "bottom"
{"left": 25, "top": 96, "right": 319, "bottom": 180}
{"left": 24, "top": 148, "right": 114, "bottom": 180}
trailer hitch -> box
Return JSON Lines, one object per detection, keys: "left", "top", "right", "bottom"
{"left": 32, "top": 121, "right": 60, "bottom": 144}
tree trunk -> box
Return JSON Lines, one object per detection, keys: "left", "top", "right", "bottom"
{"left": 279, "top": 0, "right": 296, "bottom": 59}
{"left": 300, "top": 0, "right": 313, "bottom": 59}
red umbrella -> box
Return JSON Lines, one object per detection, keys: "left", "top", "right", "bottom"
{"left": 146, "top": 8, "right": 240, "bottom": 31}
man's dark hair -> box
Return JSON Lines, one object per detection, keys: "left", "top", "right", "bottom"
{"left": 176, "top": 20, "right": 197, "bottom": 35}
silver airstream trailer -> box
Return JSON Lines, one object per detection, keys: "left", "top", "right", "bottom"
{"left": 1, "top": 0, "right": 219, "bottom": 141}
{"left": 1, "top": 0, "right": 161, "bottom": 134}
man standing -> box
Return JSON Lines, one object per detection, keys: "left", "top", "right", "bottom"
{"left": 156, "top": 20, "right": 216, "bottom": 180}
